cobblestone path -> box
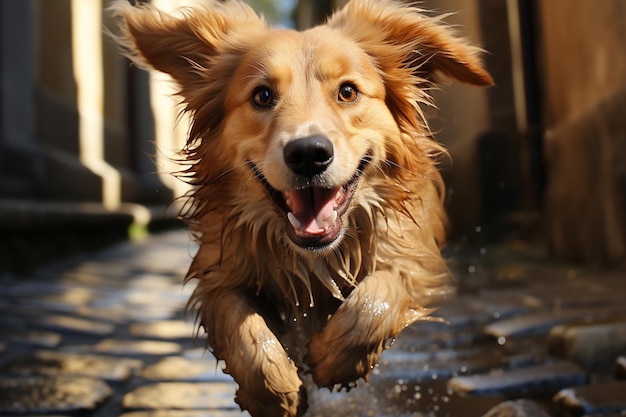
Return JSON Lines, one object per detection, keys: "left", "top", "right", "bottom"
{"left": 0, "top": 230, "right": 624, "bottom": 416}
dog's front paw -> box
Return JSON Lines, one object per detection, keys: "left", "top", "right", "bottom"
{"left": 236, "top": 383, "right": 308, "bottom": 417}
{"left": 307, "top": 322, "right": 384, "bottom": 389}
{"left": 306, "top": 273, "right": 414, "bottom": 389}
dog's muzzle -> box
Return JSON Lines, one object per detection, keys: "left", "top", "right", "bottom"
{"left": 251, "top": 136, "right": 370, "bottom": 251}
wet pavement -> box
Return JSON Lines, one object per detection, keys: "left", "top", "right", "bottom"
{"left": 0, "top": 229, "right": 625, "bottom": 417}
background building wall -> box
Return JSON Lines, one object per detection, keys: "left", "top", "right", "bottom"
{"left": 420, "top": 0, "right": 496, "bottom": 240}
{"left": 538, "top": 0, "right": 626, "bottom": 264}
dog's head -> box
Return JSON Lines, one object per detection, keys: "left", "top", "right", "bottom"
{"left": 113, "top": 0, "right": 492, "bottom": 253}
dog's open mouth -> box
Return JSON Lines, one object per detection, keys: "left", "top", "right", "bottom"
{"left": 250, "top": 155, "right": 371, "bottom": 250}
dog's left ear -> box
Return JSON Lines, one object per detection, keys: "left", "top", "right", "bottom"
{"left": 328, "top": 0, "right": 493, "bottom": 87}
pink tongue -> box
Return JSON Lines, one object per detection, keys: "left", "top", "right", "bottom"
{"left": 285, "top": 188, "right": 338, "bottom": 234}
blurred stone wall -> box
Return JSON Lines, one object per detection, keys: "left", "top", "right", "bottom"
{"left": 421, "top": 0, "right": 513, "bottom": 241}
{"left": 538, "top": 1, "right": 626, "bottom": 264}
{"left": 0, "top": 0, "right": 186, "bottom": 209}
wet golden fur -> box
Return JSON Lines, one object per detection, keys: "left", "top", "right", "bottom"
{"left": 112, "top": 1, "right": 491, "bottom": 416}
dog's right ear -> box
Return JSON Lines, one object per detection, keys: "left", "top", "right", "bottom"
{"left": 109, "top": 1, "right": 262, "bottom": 87}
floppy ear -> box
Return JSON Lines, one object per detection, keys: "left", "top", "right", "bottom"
{"left": 110, "top": 1, "right": 266, "bottom": 139}
{"left": 110, "top": 1, "right": 263, "bottom": 87}
{"left": 328, "top": 0, "right": 493, "bottom": 87}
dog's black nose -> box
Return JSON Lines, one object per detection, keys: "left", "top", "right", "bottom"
{"left": 283, "top": 135, "right": 334, "bottom": 178}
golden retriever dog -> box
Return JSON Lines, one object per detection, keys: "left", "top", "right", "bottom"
{"left": 112, "top": 1, "right": 492, "bottom": 415}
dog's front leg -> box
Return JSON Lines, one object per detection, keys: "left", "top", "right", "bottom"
{"left": 307, "top": 270, "right": 424, "bottom": 388}
{"left": 200, "top": 290, "right": 306, "bottom": 417}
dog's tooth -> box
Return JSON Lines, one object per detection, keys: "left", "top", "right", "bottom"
{"left": 328, "top": 210, "right": 338, "bottom": 224}
{"left": 287, "top": 212, "right": 302, "bottom": 230}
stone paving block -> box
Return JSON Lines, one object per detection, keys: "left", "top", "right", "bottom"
{"left": 553, "top": 381, "right": 626, "bottom": 416}
{"left": 121, "top": 288, "right": 186, "bottom": 307}
{"left": 89, "top": 339, "right": 183, "bottom": 356}
{"left": 74, "top": 304, "right": 131, "bottom": 325}
{"left": 481, "top": 399, "right": 552, "bottom": 417}
{"left": 67, "top": 261, "right": 142, "bottom": 282}
{"left": 129, "top": 319, "right": 197, "bottom": 340}
{"left": 447, "top": 361, "right": 587, "bottom": 397}
{"left": 548, "top": 320, "right": 626, "bottom": 369}
{"left": 377, "top": 346, "right": 509, "bottom": 382}
{"left": 399, "top": 322, "right": 492, "bottom": 349}
{"left": 432, "top": 295, "right": 495, "bottom": 328}
{"left": 123, "top": 382, "right": 239, "bottom": 410}
{"left": 58, "top": 268, "right": 133, "bottom": 289}
{"left": 471, "top": 291, "right": 535, "bottom": 321}
{"left": 35, "top": 313, "right": 116, "bottom": 336}
{"left": 0, "top": 310, "right": 27, "bottom": 328}
{"left": 183, "top": 347, "right": 213, "bottom": 359}
{"left": 12, "top": 291, "right": 99, "bottom": 315}
{"left": 523, "top": 280, "right": 626, "bottom": 310}
{"left": 484, "top": 307, "right": 624, "bottom": 339}
{"left": 432, "top": 292, "right": 535, "bottom": 330}
{"left": 0, "top": 279, "right": 95, "bottom": 299}
{"left": 0, "top": 350, "right": 143, "bottom": 382}
{"left": 0, "top": 329, "right": 62, "bottom": 348}
{"left": 141, "top": 356, "right": 234, "bottom": 382}
{"left": 88, "top": 298, "right": 180, "bottom": 323}
{"left": 126, "top": 272, "right": 187, "bottom": 291}
{"left": 0, "top": 375, "right": 112, "bottom": 415}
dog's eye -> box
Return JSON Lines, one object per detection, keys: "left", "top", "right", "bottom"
{"left": 251, "top": 87, "right": 275, "bottom": 108}
{"left": 338, "top": 83, "right": 359, "bottom": 103}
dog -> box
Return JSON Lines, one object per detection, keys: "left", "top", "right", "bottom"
{"left": 112, "top": 1, "right": 492, "bottom": 415}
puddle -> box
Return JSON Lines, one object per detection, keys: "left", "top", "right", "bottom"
{"left": 306, "top": 378, "right": 503, "bottom": 417}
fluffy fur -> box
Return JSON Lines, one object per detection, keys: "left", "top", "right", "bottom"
{"left": 111, "top": 1, "right": 492, "bottom": 416}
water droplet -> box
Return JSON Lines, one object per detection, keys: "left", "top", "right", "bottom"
{"left": 480, "top": 247, "right": 487, "bottom": 255}
{"left": 475, "top": 226, "right": 482, "bottom": 233}
{"left": 384, "top": 337, "right": 396, "bottom": 349}
{"left": 468, "top": 265, "right": 476, "bottom": 274}
{"left": 497, "top": 336, "right": 506, "bottom": 345}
